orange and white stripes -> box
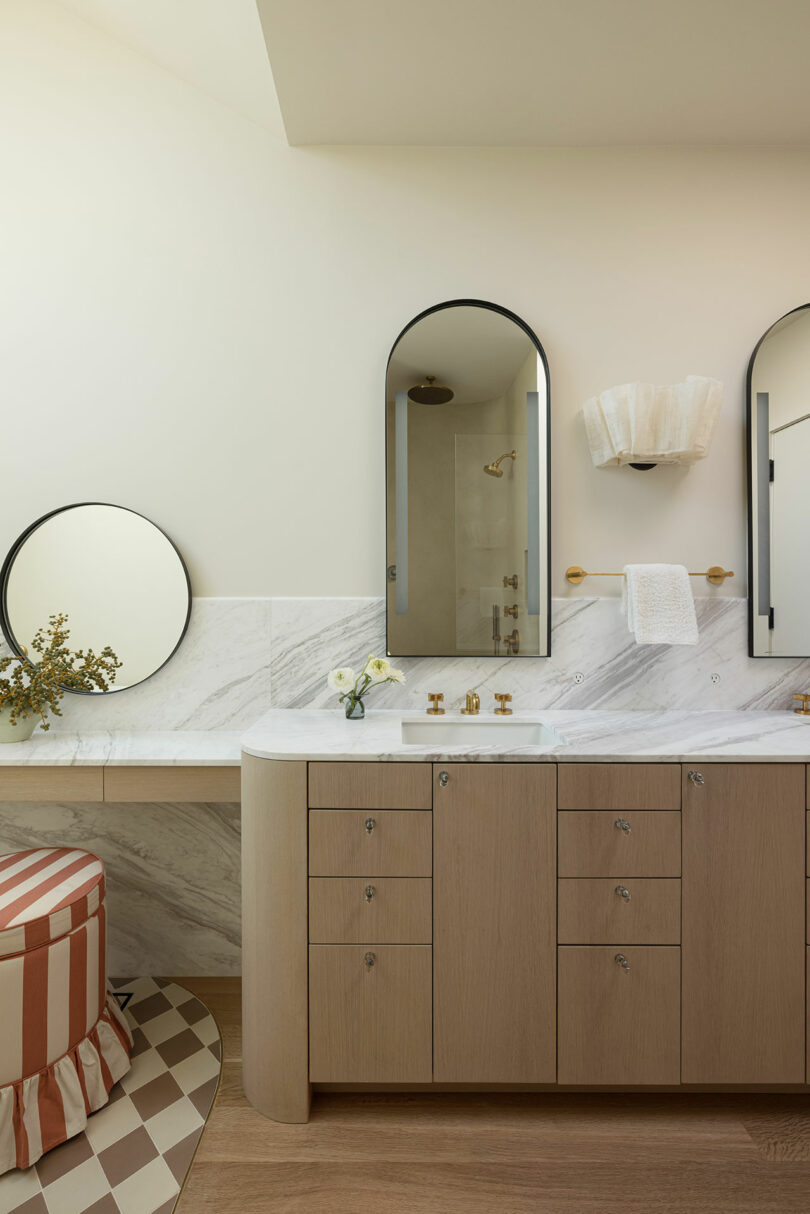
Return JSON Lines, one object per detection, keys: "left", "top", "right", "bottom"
{"left": 0, "top": 848, "right": 132, "bottom": 1174}
{"left": 0, "top": 848, "right": 105, "bottom": 959}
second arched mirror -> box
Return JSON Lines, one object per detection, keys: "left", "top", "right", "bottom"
{"left": 386, "top": 299, "right": 550, "bottom": 658}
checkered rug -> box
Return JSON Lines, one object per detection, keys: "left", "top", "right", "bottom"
{"left": 1, "top": 978, "right": 222, "bottom": 1214}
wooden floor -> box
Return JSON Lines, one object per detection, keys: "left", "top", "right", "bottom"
{"left": 175, "top": 978, "right": 810, "bottom": 1213}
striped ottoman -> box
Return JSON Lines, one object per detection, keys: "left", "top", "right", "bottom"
{"left": 0, "top": 847, "right": 133, "bottom": 1174}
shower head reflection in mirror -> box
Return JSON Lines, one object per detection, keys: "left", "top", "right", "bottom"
{"left": 0, "top": 503, "right": 192, "bottom": 693}
{"left": 483, "top": 450, "right": 517, "bottom": 478}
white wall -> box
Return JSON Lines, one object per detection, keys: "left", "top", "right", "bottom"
{"left": 3, "top": 1, "right": 810, "bottom": 600}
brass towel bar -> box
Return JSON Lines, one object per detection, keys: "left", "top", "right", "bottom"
{"left": 566, "top": 564, "right": 734, "bottom": 586}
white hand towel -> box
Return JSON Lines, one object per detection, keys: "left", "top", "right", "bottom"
{"left": 622, "top": 564, "right": 698, "bottom": 646}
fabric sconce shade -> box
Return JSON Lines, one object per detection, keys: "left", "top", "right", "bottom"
{"left": 582, "top": 375, "right": 723, "bottom": 468}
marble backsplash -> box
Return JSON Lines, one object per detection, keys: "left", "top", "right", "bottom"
{"left": 53, "top": 593, "right": 810, "bottom": 731}
{"left": 273, "top": 594, "right": 810, "bottom": 715}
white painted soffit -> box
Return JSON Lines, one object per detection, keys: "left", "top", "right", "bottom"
{"left": 257, "top": 0, "right": 810, "bottom": 147}
{"left": 56, "top": 0, "right": 285, "bottom": 135}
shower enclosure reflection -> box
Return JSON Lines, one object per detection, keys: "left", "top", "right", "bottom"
{"left": 748, "top": 303, "right": 810, "bottom": 656}
{"left": 386, "top": 300, "right": 550, "bottom": 658}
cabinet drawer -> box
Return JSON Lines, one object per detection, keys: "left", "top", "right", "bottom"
{"left": 309, "top": 878, "right": 432, "bottom": 943}
{"left": 558, "top": 946, "right": 680, "bottom": 1084}
{"left": 806, "top": 812, "right": 810, "bottom": 875}
{"left": 308, "top": 763, "right": 432, "bottom": 809}
{"left": 558, "top": 812, "right": 681, "bottom": 877}
{"left": 558, "top": 879, "right": 680, "bottom": 944}
{"left": 309, "top": 945, "right": 432, "bottom": 1082}
{"left": 558, "top": 764, "right": 681, "bottom": 811}
{"left": 0, "top": 766, "right": 104, "bottom": 801}
{"left": 309, "top": 810, "right": 432, "bottom": 876}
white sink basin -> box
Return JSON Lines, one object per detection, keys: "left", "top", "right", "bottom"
{"left": 400, "top": 717, "right": 566, "bottom": 747}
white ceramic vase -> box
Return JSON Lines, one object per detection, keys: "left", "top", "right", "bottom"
{"left": 0, "top": 707, "right": 38, "bottom": 743}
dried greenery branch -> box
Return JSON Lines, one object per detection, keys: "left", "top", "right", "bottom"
{"left": 0, "top": 612, "right": 122, "bottom": 730}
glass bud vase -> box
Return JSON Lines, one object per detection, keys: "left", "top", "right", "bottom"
{"left": 344, "top": 694, "right": 365, "bottom": 721}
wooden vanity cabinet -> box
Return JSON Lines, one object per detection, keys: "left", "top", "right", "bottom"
{"left": 243, "top": 755, "right": 810, "bottom": 1123}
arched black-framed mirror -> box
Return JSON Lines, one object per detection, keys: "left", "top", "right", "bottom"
{"left": 0, "top": 503, "right": 192, "bottom": 693}
{"left": 747, "top": 304, "right": 810, "bottom": 658}
{"left": 386, "top": 299, "right": 551, "bottom": 658}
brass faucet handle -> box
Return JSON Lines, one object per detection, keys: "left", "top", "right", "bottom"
{"left": 494, "top": 693, "right": 513, "bottom": 716}
{"left": 503, "top": 604, "right": 519, "bottom": 619}
{"left": 426, "top": 693, "right": 445, "bottom": 716}
{"left": 793, "top": 693, "right": 810, "bottom": 716}
{"left": 460, "top": 691, "right": 480, "bottom": 715}
{"left": 503, "top": 574, "right": 519, "bottom": 590}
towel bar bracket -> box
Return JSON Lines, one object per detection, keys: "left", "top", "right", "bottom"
{"left": 565, "top": 564, "right": 733, "bottom": 586}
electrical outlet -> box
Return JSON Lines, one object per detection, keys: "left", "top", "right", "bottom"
{"left": 711, "top": 673, "right": 721, "bottom": 684}
{"left": 573, "top": 672, "right": 585, "bottom": 684}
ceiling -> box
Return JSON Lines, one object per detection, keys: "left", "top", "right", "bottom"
{"left": 256, "top": 0, "right": 810, "bottom": 146}
{"left": 52, "top": 0, "right": 810, "bottom": 148}
{"left": 56, "top": 0, "right": 285, "bottom": 134}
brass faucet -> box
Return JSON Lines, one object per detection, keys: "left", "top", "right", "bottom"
{"left": 504, "top": 628, "right": 520, "bottom": 656}
{"left": 793, "top": 693, "right": 810, "bottom": 716}
{"left": 426, "top": 693, "right": 445, "bottom": 715}
{"left": 461, "top": 691, "right": 480, "bottom": 715}
{"left": 503, "top": 604, "right": 519, "bottom": 619}
{"left": 494, "top": 693, "right": 513, "bottom": 715}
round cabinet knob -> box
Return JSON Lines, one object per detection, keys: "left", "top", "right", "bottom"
{"left": 438, "top": 771, "right": 450, "bottom": 787}
{"left": 615, "top": 885, "right": 631, "bottom": 902}
{"left": 688, "top": 770, "right": 705, "bottom": 786}
{"left": 364, "top": 951, "right": 376, "bottom": 969}
{"left": 615, "top": 953, "right": 631, "bottom": 972}
{"left": 614, "top": 818, "right": 632, "bottom": 834}
{"left": 364, "top": 884, "right": 376, "bottom": 902}
{"left": 365, "top": 817, "right": 376, "bottom": 834}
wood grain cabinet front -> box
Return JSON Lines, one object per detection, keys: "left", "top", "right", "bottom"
{"left": 308, "top": 762, "right": 432, "bottom": 809}
{"left": 309, "top": 944, "right": 432, "bottom": 1083}
{"left": 309, "top": 878, "right": 432, "bottom": 944}
{"left": 558, "top": 946, "right": 681, "bottom": 1085}
{"left": 558, "top": 764, "right": 681, "bottom": 811}
{"left": 308, "top": 810, "right": 432, "bottom": 877}
{"left": 433, "top": 763, "right": 556, "bottom": 1083}
{"left": 682, "top": 763, "right": 805, "bottom": 1084}
{"left": 558, "top": 811, "right": 681, "bottom": 878}
{"left": 558, "top": 878, "right": 680, "bottom": 945}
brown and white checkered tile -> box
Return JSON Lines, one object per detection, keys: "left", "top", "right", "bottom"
{"left": 0, "top": 979, "right": 221, "bottom": 1214}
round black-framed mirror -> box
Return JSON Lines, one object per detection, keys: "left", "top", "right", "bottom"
{"left": 0, "top": 503, "right": 192, "bottom": 694}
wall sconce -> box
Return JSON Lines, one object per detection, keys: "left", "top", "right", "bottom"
{"left": 582, "top": 375, "right": 723, "bottom": 470}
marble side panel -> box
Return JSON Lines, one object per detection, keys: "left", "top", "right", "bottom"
{"left": 270, "top": 595, "right": 810, "bottom": 713}
{"left": 0, "top": 801, "right": 241, "bottom": 977}
{"left": 52, "top": 598, "right": 272, "bottom": 732}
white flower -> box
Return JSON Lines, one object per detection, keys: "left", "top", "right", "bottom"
{"left": 387, "top": 668, "right": 406, "bottom": 684}
{"left": 367, "top": 657, "right": 391, "bottom": 678}
{"left": 327, "top": 667, "right": 355, "bottom": 693}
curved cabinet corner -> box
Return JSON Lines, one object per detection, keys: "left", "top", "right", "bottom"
{"left": 241, "top": 753, "right": 311, "bottom": 1122}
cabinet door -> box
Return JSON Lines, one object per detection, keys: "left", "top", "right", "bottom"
{"left": 558, "top": 946, "right": 680, "bottom": 1084}
{"left": 309, "top": 945, "right": 432, "bottom": 1082}
{"left": 682, "top": 763, "right": 805, "bottom": 1083}
{"left": 433, "top": 763, "right": 556, "bottom": 1082}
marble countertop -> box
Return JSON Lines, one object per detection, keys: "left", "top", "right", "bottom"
{"left": 241, "top": 708, "right": 810, "bottom": 763}
{"left": 0, "top": 730, "right": 242, "bottom": 766}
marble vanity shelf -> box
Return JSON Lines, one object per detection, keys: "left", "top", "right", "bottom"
{"left": 0, "top": 730, "right": 242, "bottom": 766}
{"left": 242, "top": 708, "right": 810, "bottom": 763}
